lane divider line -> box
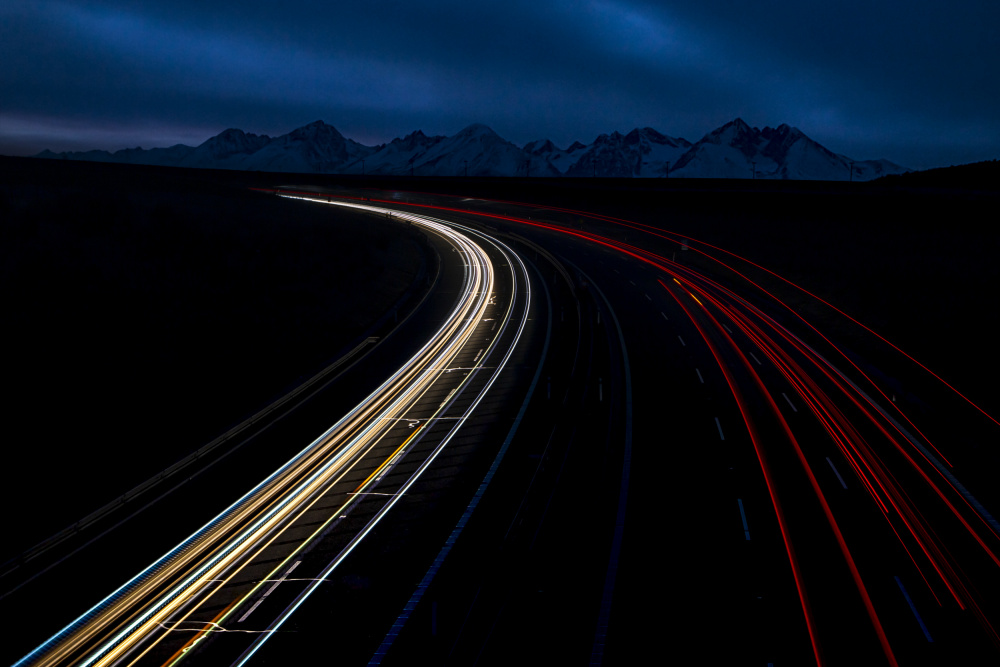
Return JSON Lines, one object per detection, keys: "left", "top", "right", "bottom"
{"left": 826, "top": 457, "right": 849, "bottom": 490}
{"left": 738, "top": 499, "right": 751, "bottom": 540}
{"left": 895, "top": 576, "right": 934, "bottom": 642}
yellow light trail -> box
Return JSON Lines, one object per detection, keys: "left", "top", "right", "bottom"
{"left": 18, "top": 200, "right": 513, "bottom": 667}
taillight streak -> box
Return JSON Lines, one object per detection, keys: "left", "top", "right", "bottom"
{"left": 676, "top": 276, "right": 968, "bottom": 612}
{"left": 255, "top": 186, "right": 1000, "bottom": 654}
{"left": 664, "top": 277, "right": 898, "bottom": 666}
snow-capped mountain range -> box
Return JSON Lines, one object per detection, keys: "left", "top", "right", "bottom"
{"left": 36, "top": 118, "right": 907, "bottom": 181}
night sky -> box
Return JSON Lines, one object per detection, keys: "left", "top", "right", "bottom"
{"left": 2, "top": 1, "right": 998, "bottom": 170}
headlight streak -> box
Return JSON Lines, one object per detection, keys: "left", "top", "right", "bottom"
{"left": 172, "top": 223, "right": 529, "bottom": 667}
{"left": 91, "top": 214, "right": 491, "bottom": 667}
{"left": 19, "top": 254, "right": 480, "bottom": 667}
{"left": 276, "top": 188, "right": 1000, "bottom": 469}
{"left": 224, "top": 201, "right": 533, "bottom": 667}
{"left": 322, "top": 187, "right": 1000, "bottom": 433}
{"left": 17, "top": 198, "right": 532, "bottom": 667}
{"left": 122, "top": 202, "right": 492, "bottom": 664}
{"left": 142, "top": 201, "right": 529, "bottom": 667}
{"left": 270, "top": 189, "right": 1000, "bottom": 660}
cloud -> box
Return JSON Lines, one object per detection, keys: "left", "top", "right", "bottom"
{"left": 2, "top": 0, "right": 997, "bottom": 167}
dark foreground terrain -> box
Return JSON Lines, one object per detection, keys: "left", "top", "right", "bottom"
{"left": 3, "top": 156, "right": 999, "bottom": 666}
{"left": 0, "top": 157, "right": 430, "bottom": 557}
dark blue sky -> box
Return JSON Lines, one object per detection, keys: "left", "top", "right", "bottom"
{"left": 2, "top": 1, "right": 997, "bottom": 170}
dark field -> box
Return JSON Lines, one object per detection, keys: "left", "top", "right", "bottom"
{"left": 0, "top": 157, "right": 430, "bottom": 557}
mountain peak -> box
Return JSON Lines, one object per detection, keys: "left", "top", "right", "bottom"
{"left": 699, "top": 118, "right": 761, "bottom": 160}
{"left": 762, "top": 123, "right": 802, "bottom": 139}
{"left": 287, "top": 120, "right": 345, "bottom": 144}
{"left": 711, "top": 117, "right": 754, "bottom": 136}
{"left": 457, "top": 123, "right": 497, "bottom": 136}
{"left": 524, "top": 139, "right": 559, "bottom": 155}
{"left": 391, "top": 129, "right": 442, "bottom": 152}
{"left": 194, "top": 127, "right": 271, "bottom": 160}
{"left": 294, "top": 120, "right": 339, "bottom": 134}
{"left": 35, "top": 118, "right": 906, "bottom": 180}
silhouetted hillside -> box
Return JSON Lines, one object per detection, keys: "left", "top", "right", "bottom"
{"left": 876, "top": 159, "right": 999, "bottom": 190}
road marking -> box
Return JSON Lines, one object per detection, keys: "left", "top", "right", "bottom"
{"left": 723, "top": 324, "right": 732, "bottom": 334}
{"left": 645, "top": 293, "right": 651, "bottom": 301}
{"left": 438, "top": 386, "right": 459, "bottom": 409}
{"left": 238, "top": 561, "right": 301, "bottom": 623}
{"left": 749, "top": 352, "right": 762, "bottom": 366}
{"left": 895, "top": 576, "right": 933, "bottom": 642}
{"left": 661, "top": 312, "right": 669, "bottom": 321}
{"left": 781, "top": 392, "right": 798, "bottom": 412}
{"left": 629, "top": 280, "right": 635, "bottom": 285}
{"left": 826, "top": 457, "right": 848, "bottom": 489}
{"left": 346, "top": 491, "right": 406, "bottom": 497}
{"left": 715, "top": 417, "right": 725, "bottom": 441}
{"left": 737, "top": 499, "right": 750, "bottom": 540}
{"left": 370, "top": 268, "right": 555, "bottom": 665}
{"left": 678, "top": 335, "right": 686, "bottom": 347}
{"left": 695, "top": 368, "right": 704, "bottom": 384}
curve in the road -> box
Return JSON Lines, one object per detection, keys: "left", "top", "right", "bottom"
{"left": 16, "top": 201, "right": 532, "bottom": 667}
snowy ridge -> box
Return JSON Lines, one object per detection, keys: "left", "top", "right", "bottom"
{"left": 564, "top": 128, "right": 692, "bottom": 177}
{"left": 352, "top": 130, "right": 444, "bottom": 175}
{"left": 670, "top": 118, "right": 903, "bottom": 180}
{"left": 37, "top": 118, "right": 909, "bottom": 180}
{"left": 177, "top": 128, "right": 271, "bottom": 169}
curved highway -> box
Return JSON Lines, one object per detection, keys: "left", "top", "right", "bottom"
{"left": 283, "top": 187, "right": 1000, "bottom": 667}
{"left": 12, "top": 184, "right": 1000, "bottom": 667}
{"left": 14, "top": 201, "right": 534, "bottom": 667}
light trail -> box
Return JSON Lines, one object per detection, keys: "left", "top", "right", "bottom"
{"left": 16, "top": 198, "right": 532, "bottom": 667}
{"left": 287, "top": 187, "right": 1000, "bottom": 663}
{"left": 273, "top": 187, "right": 1000, "bottom": 441}
{"left": 22, "top": 183, "right": 998, "bottom": 664}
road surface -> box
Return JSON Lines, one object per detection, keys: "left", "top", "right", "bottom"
{"left": 10, "top": 185, "right": 1000, "bottom": 666}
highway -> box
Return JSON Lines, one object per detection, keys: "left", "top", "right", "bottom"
{"left": 271, "top": 188, "right": 1000, "bottom": 665}
{"left": 11, "top": 201, "right": 534, "bottom": 667}
{"left": 10, "top": 184, "right": 1000, "bottom": 666}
